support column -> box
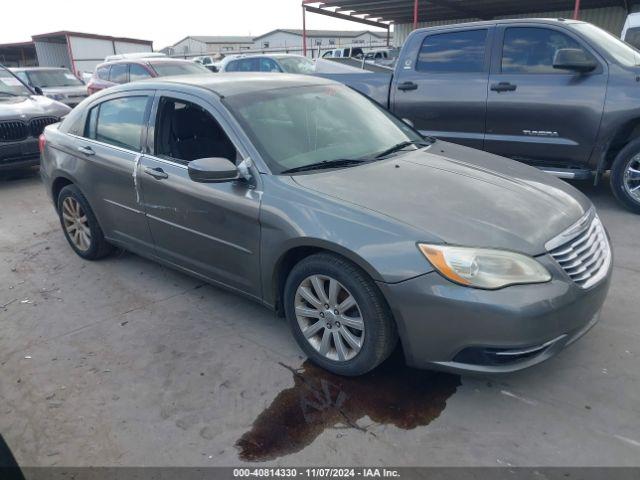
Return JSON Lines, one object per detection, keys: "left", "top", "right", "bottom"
{"left": 573, "top": 0, "right": 581, "bottom": 20}
{"left": 302, "top": 4, "right": 308, "bottom": 57}
{"left": 413, "top": 0, "right": 419, "bottom": 30}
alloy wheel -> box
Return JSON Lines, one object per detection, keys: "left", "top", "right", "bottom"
{"left": 624, "top": 155, "right": 640, "bottom": 203}
{"left": 61, "top": 197, "right": 92, "bottom": 252}
{"left": 294, "top": 274, "right": 365, "bottom": 362}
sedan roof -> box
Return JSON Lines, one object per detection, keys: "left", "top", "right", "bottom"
{"left": 112, "top": 73, "right": 335, "bottom": 98}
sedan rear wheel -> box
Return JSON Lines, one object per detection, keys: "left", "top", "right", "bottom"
{"left": 57, "top": 184, "right": 113, "bottom": 260}
{"left": 61, "top": 197, "right": 92, "bottom": 252}
{"left": 285, "top": 253, "right": 398, "bottom": 376}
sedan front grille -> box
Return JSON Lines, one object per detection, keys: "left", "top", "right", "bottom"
{"left": 29, "top": 117, "right": 59, "bottom": 137}
{"left": 0, "top": 121, "right": 29, "bottom": 142}
{"left": 547, "top": 211, "right": 611, "bottom": 289}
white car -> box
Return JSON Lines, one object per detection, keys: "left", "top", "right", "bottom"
{"left": 622, "top": 13, "right": 640, "bottom": 48}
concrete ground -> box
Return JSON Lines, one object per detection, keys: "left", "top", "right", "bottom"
{"left": 0, "top": 169, "right": 639, "bottom": 467}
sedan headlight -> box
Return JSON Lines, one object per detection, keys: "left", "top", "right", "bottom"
{"left": 418, "top": 244, "right": 551, "bottom": 289}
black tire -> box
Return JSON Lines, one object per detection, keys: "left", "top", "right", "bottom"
{"left": 610, "top": 139, "right": 640, "bottom": 214}
{"left": 56, "top": 184, "right": 113, "bottom": 260}
{"left": 284, "top": 253, "right": 398, "bottom": 376}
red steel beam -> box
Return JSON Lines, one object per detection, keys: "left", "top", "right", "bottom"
{"left": 413, "top": 0, "right": 419, "bottom": 29}
{"left": 573, "top": 0, "right": 581, "bottom": 19}
{"left": 302, "top": 3, "right": 308, "bottom": 56}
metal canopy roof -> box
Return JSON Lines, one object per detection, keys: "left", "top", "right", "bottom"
{"left": 312, "top": 0, "right": 637, "bottom": 24}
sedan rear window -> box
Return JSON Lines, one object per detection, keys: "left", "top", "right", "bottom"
{"left": 85, "top": 96, "right": 150, "bottom": 151}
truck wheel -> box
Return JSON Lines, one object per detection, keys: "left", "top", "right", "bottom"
{"left": 284, "top": 253, "right": 398, "bottom": 376}
{"left": 611, "top": 139, "right": 640, "bottom": 214}
{"left": 57, "top": 185, "right": 114, "bottom": 260}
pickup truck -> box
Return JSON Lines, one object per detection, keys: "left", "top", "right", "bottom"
{"left": 320, "top": 18, "right": 640, "bottom": 214}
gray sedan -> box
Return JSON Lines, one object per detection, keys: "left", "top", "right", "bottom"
{"left": 40, "top": 74, "right": 612, "bottom": 376}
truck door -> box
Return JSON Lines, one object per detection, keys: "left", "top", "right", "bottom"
{"left": 485, "top": 24, "right": 607, "bottom": 169}
{"left": 391, "top": 26, "right": 493, "bottom": 150}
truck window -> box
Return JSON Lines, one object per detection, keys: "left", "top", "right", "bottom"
{"left": 502, "top": 27, "right": 590, "bottom": 74}
{"left": 416, "top": 29, "right": 488, "bottom": 73}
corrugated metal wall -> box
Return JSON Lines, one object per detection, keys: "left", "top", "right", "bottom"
{"left": 33, "top": 41, "right": 70, "bottom": 69}
{"left": 394, "top": 6, "right": 632, "bottom": 46}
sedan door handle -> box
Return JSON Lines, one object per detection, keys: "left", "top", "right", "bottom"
{"left": 144, "top": 167, "right": 168, "bottom": 180}
{"left": 491, "top": 82, "right": 517, "bottom": 93}
{"left": 397, "top": 81, "right": 418, "bottom": 91}
{"left": 77, "top": 146, "right": 95, "bottom": 156}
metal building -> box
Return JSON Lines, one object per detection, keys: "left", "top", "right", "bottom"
{"left": 303, "top": 0, "right": 640, "bottom": 46}
{"left": 0, "top": 31, "right": 153, "bottom": 76}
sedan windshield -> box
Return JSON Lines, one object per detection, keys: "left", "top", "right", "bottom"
{"left": 276, "top": 56, "right": 316, "bottom": 74}
{"left": 0, "top": 68, "right": 32, "bottom": 97}
{"left": 151, "top": 62, "right": 211, "bottom": 77}
{"left": 224, "top": 84, "right": 425, "bottom": 174}
{"left": 26, "top": 69, "right": 83, "bottom": 87}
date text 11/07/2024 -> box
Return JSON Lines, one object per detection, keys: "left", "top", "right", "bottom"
{"left": 233, "top": 468, "right": 401, "bottom": 478}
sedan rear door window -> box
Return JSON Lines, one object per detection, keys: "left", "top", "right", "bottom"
{"left": 85, "top": 96, "right": 150, "bottom": 151}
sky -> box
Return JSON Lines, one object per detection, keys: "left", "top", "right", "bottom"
{"left": 1, "top": 0, "right": 387, "bottom": 49}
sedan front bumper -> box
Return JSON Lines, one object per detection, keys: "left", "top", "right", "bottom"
{"left": 377, "top": 255, "right": 612, "bottom": 374}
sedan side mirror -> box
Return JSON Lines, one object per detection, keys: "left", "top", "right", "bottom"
{"left": 553, "top": 48, "right": 597, "bottom": 73}
{"left": 188, "top": 157, "right": 239, "bottom": 183}
{"left": 33, "top": 86, "right": 44, "bottom": 95}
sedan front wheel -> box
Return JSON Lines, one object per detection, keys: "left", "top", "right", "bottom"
{"left": 284, "top": 253, "right": 398, "bottom": 376}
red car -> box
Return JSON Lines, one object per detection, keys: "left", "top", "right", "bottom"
{"left": 87, "top": 58, "right": 211, "bottom": 95}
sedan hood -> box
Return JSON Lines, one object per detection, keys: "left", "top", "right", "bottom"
{"left": 292, "top": 141, "right": 592, "bottom": 256}
{"left": 0, "top": 95, "right": 71, "bottom": 120}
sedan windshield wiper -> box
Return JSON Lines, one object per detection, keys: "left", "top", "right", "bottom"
{"left": 281, "top": 158, "right": 367, "bottom": 174}
{"left": 373, "top": 139, "right": 433, "bottom": 159}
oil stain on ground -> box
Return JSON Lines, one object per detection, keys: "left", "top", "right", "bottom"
{"left": 236, "top": 352, "right": 461, "bottom": 462}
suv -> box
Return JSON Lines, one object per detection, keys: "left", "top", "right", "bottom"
{"left": 0, "top": 65, "right": 70, "bottom": 171}
{"left": 323, "top": 19, "right": 640, "bottom": 213}
{"left": 220, "top": 54, "right": 315, "bottom": 74}
{"left": 87, "top": 58, "right": 211, "bottom": 95}
{"left": 11, "top": 67, "right": 88, "bottom": 107}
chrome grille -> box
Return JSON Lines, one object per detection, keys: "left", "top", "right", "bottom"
{"left": 0, "top": 121, "right": 28, "bottom": 142}
{"left": 547, "top": 211, "right": 611, "bottom": 289}
{"left": 29, "top": 117, "right": 58, "bottom": 137}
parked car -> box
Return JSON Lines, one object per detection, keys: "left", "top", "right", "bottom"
{"left": 11, "top": 67, "right": 88, "bottom": 107}
{"left": 622, "top": 12, "right": 640, "bottom": 48}
{"left": 40, "top": 74, "right": 611, "bottom": 376}
{"left": 319, "top": 19, "right": 640, "bottom": 214}
{"left": 87, "top": 58, "right": 211, "bottom": 94}
{"left": 104, "top": 52, "right": 167, "bottom": 62}
{"left": 193, "top": 56, "right": 219, "bottom": 72}
{"left": 0, "top": 65, "right": 70, "bottom": 171}
{"left": 322, "top": 47, "right": 365, "bottom": 59}
{"left": 219, "top": 54, "right": 315, "bottom": 74}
